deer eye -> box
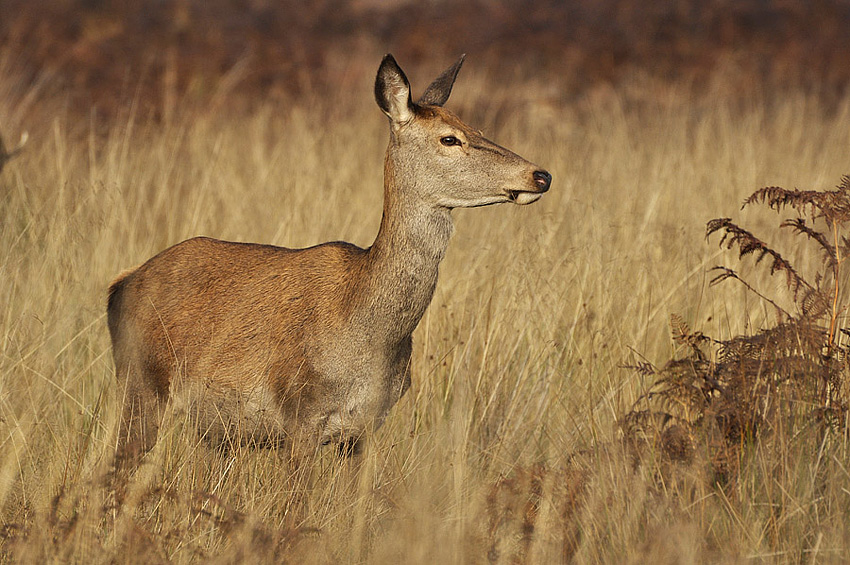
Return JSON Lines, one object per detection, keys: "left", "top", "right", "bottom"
{"left": 440, "top": 136, "right": 462, "bottom": 147}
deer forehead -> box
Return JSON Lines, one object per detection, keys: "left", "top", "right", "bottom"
{"left": 412, "top": 106, "right": 479, "bottom": 137}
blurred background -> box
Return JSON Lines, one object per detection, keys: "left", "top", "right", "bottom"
{"left": 3, "top": 0, "right": 850, "bottom": 117}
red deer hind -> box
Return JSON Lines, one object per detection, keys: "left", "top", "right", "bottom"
{"left": 107, "top": 54, "right": 551, "bottom": 468}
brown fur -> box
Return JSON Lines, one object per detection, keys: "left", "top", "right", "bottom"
{"left": 108, "top": 55, "right": 551, "bottom": 468}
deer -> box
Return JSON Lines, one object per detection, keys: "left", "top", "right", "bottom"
{"left": 107, "top": 54, "right": 551, "bottom": 470}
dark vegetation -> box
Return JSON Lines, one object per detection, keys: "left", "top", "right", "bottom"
{"left": 2, "top": 0, "right": 850, "bottom": 117}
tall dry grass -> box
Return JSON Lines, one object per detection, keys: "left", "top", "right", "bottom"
{"left": 1, "top": 59, "right": 849, "bottom": 562}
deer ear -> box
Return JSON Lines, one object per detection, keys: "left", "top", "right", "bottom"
{"left": 375, "top": 54, "right": 415, "bottom": 124}
{"left": 417, "top": 54, "right": 465, "bottom": 107}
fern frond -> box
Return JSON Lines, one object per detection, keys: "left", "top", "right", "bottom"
{"left": 781, "top": 217, "right": 836, "bottom": 265}
{"left": 745, "top": 186, "right": 820, "bottom": 214}
{"left": 670, "top": 314, "right": 709, "bottom": 359}
{"left": 799, "top": 287, "right": 831, "bottom": 321}
{"left": 709, "top": 266, "right": 793, "bottom": 320}
{"left": 621, "top": 361, "right": 657, "bottom": 376}
{"left": 708, "top": 265, "right": 737, "bottom": 286}
{"left": 745, "top": 182, "right": 850, "bottom": 224}
{"left": 706, "top": 218, "right": 811, "bottom": 300}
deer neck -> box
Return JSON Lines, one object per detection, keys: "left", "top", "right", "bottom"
{"left": 355, "top": 153, "right": 454, "bottom": 344}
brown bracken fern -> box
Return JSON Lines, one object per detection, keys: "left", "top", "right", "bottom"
{"left": 623, "top": 176, "right": 850, "bottom": 481}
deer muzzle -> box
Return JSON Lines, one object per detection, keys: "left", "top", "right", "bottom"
{"left": 506, "top": 169, "right": 552, "bottom": 205}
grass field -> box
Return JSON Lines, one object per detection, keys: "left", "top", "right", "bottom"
{"left": 1, "top": 54, "right": 850, "bottom": 562}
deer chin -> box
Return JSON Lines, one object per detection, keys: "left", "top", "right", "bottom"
{"left": 506, "top": 190, "right": 544, "bottom": 205}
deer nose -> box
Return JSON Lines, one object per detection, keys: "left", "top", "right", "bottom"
{"left": 533, "top": 170, "right": 552, "bottom": 192}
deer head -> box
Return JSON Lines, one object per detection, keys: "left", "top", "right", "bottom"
{"left": 375, "top": 55, "right": 551, "bottom": 209}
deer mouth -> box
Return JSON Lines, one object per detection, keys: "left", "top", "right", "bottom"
{"left": 506, "top": 190, "right": 544, "bottom": 205}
